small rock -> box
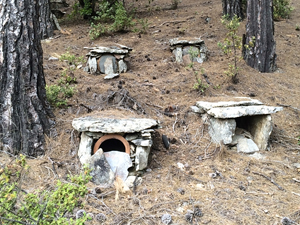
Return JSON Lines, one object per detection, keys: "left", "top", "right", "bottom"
{"left": 185, "top": 212, "right": 193, "bottom": 223}
{"left": 77, "top": 64, "right": 83, "bottom": 69}
{"left": 142, "top": 187, "right": 148, "bottom": 195}
{"left": 95, "top": 213, "right": 106, "bottom": 222}
{"left": 76, "top": 209, "right": 86, "bottom": 219}
{"left": 94, "top": 186, "right": 102, "bottom": 194}
{"left": 237, "top": 137, "right": 259, "bottom": 154}
{"left": 196, "top": 183, "right": 205, "bottom": 190}
{"left": 83, "top": 66, "right": 89, "bottom": 72}
{"left": 177, "top": 188, "right": 185, "bottom": 195}
{"left": 161, "top": 214, "right": 172, "bottom": 225}
{"left": 238, "top": 185, "right": 246, "bottom": 191}
{"left": 194, "top": 206, "right": 203, "bottom": 217}
{"left": 293, "top": 163, "right": 300, "bottom": 169}
{"left": 104, "top": 73, "right": 120, "bottom": 80}
{"left": 48, "top": 56, "right": 59, "bottom": 61}
{"left": 177, "top": 162, "right": 185, "bottom": 171}
{"left": 125, "top": 176, "right": 142, "bottom": 188}
{"left": 281, "top": 217, "right": 294, "bottom": 225}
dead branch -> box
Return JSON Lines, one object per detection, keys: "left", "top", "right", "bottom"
{"left": 293, "top": 178, "right": 300, "bottom": 183}
{"left": 292, "top": 192, "right": 300, "bottom": 197}
{"left": 277, "top": 103, "right": 300, "bottom": 112}
{"left": 44, "top": 166, "right": 57, "bottom": 178}
{"left": 172, "top": 113, "right": 178, "bottom": 133}
{"left": 48, "top": 157, "right": 58, "bottom": 176}
{"left": 252, "top": 171, "right": 285, "bottom": 191}
{"left": 145, "top": 102, "right": 163, "bottom": 109}
{"left": 79, "top": 103, "right": 92, "bottom": 113}
{"left": 148, "top": 201, "right": 175, "bottom": 211}
{"left": 159, "top": 20, "right": 187, "bottom": 26}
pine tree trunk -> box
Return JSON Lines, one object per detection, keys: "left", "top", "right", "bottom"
{"left": 243, "top": 0, "right": 276, "bottom": 72}
{"left": 39, "top": 0, "right": 54, "bottom": 39}
{"left": 0, "top": 0, "right": 53, "bottom": 156}
{"left": 222, "top": 0, "right": 244, "bottom": 19}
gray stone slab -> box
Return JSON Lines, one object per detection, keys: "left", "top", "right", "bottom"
{"left": 90, "top": 47, "right": 129, "bottom": 54}
{"left": 237, "top": 137, "right": 259, "bottom": 154}
{"left": 104, "top": 73, "right": 119, "bottom": 79}
{"left": 99, "top": 55, "right": 117, "bottom": 74}
{"left": 169, "top": 38, "right": 204, "bottom": 46}
{"left": 118, "top": 60, "right": 127, "bottom": 73}
{"left": 87, "top": 149, "right": 115, "bottom": 186}
{"left": 248, "top": 115, "right": 273, "bottom": 150}
{"left": 78, "top": 132, "right": 93, "bottom": 165}
{"left": 208, "top": 118, "right": 236, "bottom": 144}
{"left": 135, "top": 146, "right": 151, "bottom": 171}
{"left": 103, "top": 151, "right": 132, "bottom": 181}
{"left": 207, "top": 106, "right": 283, "bottom": 118}
{"left": 173, "top": 47, "right": 183, "bottom": 63}
{"left": 72, "top": 117, "right": 159, "bottom": 133}
{"left": 131, "top": 139, "right": 153, "bottom": 147}
{"left": 88, "top": 57, "right": 97, "bottom": 74}
{"left": 195, "top": 98, "right": 263, "bottom": 113}
{"left": 125, "top": 133, "right": 139, "bottom": 141}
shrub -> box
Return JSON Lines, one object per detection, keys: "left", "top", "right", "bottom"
{"left": 273, "top": 0, "right": 293, "bottom": 20}
{"left": 46, "top": 84, "right": 75, "bottom": 107}
{"left": 218, "top": 15, "right": 243, "bottom": 83}
{"left": 89, "top": 1, "right": 134, "bottom": 39}
{"left": 60, "top": 52, "right": 85, "bottom": 66}
{"left": 133, "top": 19, "right": 150, "bottom": 34}
{"left": 193, "top": 70, "right": 209, "bottom": 93}
{"left": 0, "top": 155, "right": 92, "bottom": 224}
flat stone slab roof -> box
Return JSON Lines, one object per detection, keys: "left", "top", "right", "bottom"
{"left": 192, "top": 97, "right": 283, "bottom": 118}
{"left": 207, "top": 105, "right": 283, "bottom": 118}
{"left": 169, "top": 38, "right": 204, "bottom": 46}
{"left": 196, "top": 97, "right": 263, "bottom": 113}
{"left": 72, "top": 117, "right": 159, "bottom": 133}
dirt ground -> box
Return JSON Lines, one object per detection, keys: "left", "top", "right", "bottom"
{"left": 2, "top": 0, "right": 300, "bottom": 224}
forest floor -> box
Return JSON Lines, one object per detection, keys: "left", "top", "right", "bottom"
{"left": 2, "top": 0, "right": 300, "bottom": 224}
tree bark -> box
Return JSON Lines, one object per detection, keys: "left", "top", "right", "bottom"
{"left": 39, "top": 0, "right": 54, "bottom": 39}
{"left": 243, "top": 0, "right": 276, "bottom": 72}
{"left": 222, "top": 0, "right": 244, "bottom": 19}
{"left": 0, "top": 0, "right": 53, "bottom": 156}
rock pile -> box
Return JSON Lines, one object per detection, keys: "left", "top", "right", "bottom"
{"left": 84, "top": 44, "right": 132, "bottom": 79}
{"left": 169, "top": 38, "right": 207, "bottom": 64}
{"left": 191, "top": 97, "right": 283, "bottom": 153}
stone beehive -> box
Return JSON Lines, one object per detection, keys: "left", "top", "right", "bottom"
{"left": 169, "top": 38, "right": 208, "bottom": 64}
{"left": 72, "top": 116, "right": 159, "bottom": 171}
{"left": 84, "top": 44, "right": 132, "bottom": 78}
{"left": 191, "top": 97, "right": 283, "bottom": 153}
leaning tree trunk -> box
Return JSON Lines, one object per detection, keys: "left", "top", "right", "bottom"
{"left": 222, "top": 0, "right": 244, "bottom": 19}
{"left": 243, "top": 0, "right": 276, "bottom": 72}
{"left": 0, "top": 0, "right": 53, "bottom": 156}
{"left": 39, "top": 0, "right": 54, "bottom": 39}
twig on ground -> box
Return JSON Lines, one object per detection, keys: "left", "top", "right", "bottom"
{"left": 47, "top": 157, "right": 58, "bottom": 176}
{"left": 292, "top": 192, "right": 300, "bottom": 197}
{"left": 173, "top": 113, "right": 178, "bottom": 133}
{"left": 44, "top": 166, "right": 57, "bottom": 178}
{"left": 148, "top": 201, "right": 175, "bottom": 211}
{"left": 145, "top": 102, "right": 163, "bottom": 109}
{"left": 277, "top": 103, "right": 300, "bottom": 112}
{"left": 252, "top": 171, "right": 285, "bottom": 191}
{"left": 292, "top": 178, "right": 300, "bottom": 183}
{"left": 159, "top": 20, "right": 187, "bottom": 26}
